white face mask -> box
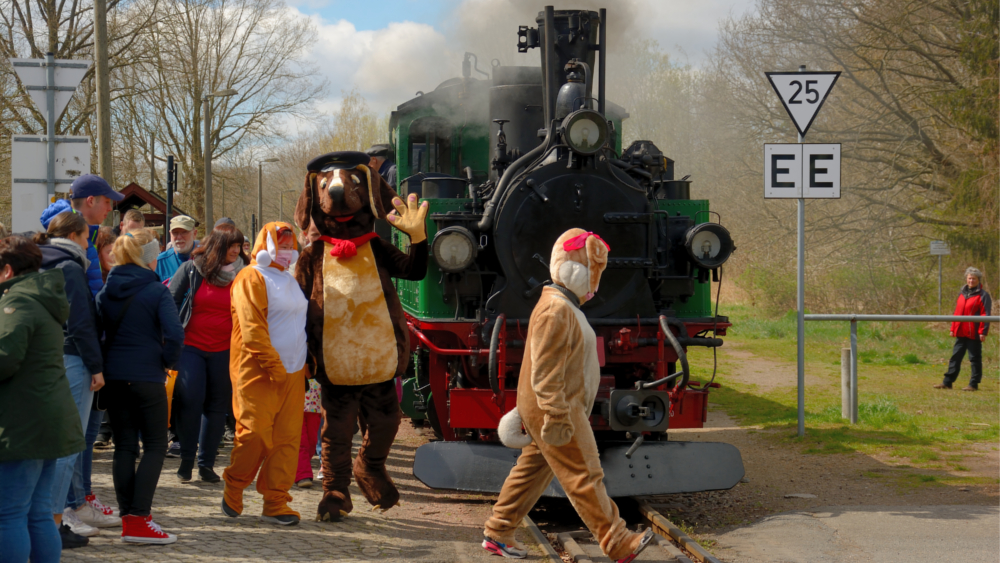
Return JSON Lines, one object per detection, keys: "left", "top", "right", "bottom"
{"left": 274, "top": 249, "right": 298, "bottom": 268}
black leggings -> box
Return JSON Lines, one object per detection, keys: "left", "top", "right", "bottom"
{"left": 105, "top": 380, "right": 168, "bottom": 518}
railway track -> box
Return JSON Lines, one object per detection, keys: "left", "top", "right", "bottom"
{"left": 528, "top": 498, "right": 725, "bottom": 563}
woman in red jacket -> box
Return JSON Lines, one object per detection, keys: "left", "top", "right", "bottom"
{"left": 936, "top": 267, "right": 992, "bottom": 391}
{"left": 168, "top": 225, "right": 247, "bottom": 482}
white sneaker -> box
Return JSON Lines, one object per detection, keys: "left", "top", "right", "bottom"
{"left": 75, "top": 502, "right": 121, "bottom": 528}
{"left": 86, "top": 493, "right": 120, "bottom": 518}
{"left": 62, "top": 507, "right": 99, "bottom": 537}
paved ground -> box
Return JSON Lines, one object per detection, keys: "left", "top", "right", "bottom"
{"left": 62, "top": 422, "right": 551, "bottom": 563}
{"left": 712, "top": 505, "right": 1000, "bottom": 563}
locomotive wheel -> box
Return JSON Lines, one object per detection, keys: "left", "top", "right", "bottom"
{"left": 414, "top": 349, "right": 443, "bottom": 440}
{"left": 425, "top": 396, "right": 443, "bottom": 440}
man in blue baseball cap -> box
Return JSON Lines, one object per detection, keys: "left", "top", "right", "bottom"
{"left": 40, "top": 174, "right": 123, "bottom": 297}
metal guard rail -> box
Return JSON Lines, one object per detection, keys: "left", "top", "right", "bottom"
{"left": 804, "top": 314, "right": 998, "bottom": 424}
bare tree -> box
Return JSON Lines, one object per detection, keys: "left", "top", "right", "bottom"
{"left": 115, "top": 0, "right": 324, "bottom": 222}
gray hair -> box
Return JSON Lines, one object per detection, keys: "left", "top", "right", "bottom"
{"left": 965, "top": 267, "right": 984, "bottom": 283}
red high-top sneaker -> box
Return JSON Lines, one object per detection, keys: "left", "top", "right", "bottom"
{"left": 121, "top": 514, "right": 177, "bottom": 545}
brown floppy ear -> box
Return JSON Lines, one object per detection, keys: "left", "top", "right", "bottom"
{"left": 367, "top": 168, "right": 399, "bottom": 219}
{"left": 585, "top": 235, "right": 609, "bottom": 292}
{"left": 294, "top": 172, "right": 316, "bottom": 232}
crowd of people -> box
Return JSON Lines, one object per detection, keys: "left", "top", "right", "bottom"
{"left": 0, "top": 173, "right": 326, "bottom": 561}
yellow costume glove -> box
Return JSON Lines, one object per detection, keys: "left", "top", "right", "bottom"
{"left": 386, "top": 193, "right": 429, "bottom": 244}
{"left": 541, "top": 412, "right": 574, "bottom": 447}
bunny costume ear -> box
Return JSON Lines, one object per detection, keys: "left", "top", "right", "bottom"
{"left": 251, "top": 221, "right": 298, "bottom": 269}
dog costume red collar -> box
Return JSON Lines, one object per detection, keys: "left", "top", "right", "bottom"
{"left": 318, "top": 233, "right": 379, "bottom": 258}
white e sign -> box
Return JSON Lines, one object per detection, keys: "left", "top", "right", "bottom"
{"left": 764, "top": 144, "right": 841, "bottom": 199}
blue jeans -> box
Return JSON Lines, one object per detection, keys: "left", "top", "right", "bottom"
{"left": 174, "top": 346, "right": 231, "bottom": 468}
{"left": 66, "top": 408, "right": 102, "bottom": 510}
{"left": 51, "top": 354, "right": 94, "bottom": 514}
{"left": 0, "top": 459, "right": 61, "bottom": 563}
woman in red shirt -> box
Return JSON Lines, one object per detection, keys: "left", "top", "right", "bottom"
{"left": 168, "top": 225, "right": 247, "bottom": 482}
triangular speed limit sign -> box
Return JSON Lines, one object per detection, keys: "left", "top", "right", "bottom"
{"left": 766, "top": 71, "right": 840, "bottom": 137}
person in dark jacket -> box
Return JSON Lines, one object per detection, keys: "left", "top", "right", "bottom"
{"left": 34, "top": 212, "right": 120, "bottom": 542}
{"left": 935, "top": 267, "right": 992, "bottom": 391}
{"left": 0, "top": 235, "right": 83, "bottom": 561}
{"left": 96, "top": 228, "right": 183, "bottom": 545}
{"left": 169, "top": 224, "right": 246, "bottom": 483}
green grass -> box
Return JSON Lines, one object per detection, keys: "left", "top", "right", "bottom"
{"left": 705, "top": 304, "right": 999, "bottom": 471}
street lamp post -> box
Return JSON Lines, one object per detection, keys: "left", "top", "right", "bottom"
{"left": 279, "top": 189, "right": 298, "bottom": 224}
{"left": 203, "top": 88, "right": 238, "bottom": 228}
{"left": 258, "top": 158, "right": 280, "bottom": 224}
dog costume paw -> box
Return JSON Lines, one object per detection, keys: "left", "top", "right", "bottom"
{"left": 316, "top": 489, "right": 353, "bottom": 522}
{"left": 541, "top": 413, "right": 574, "bottom": 447}
{"left": 386, "top": 194, "right": 429, "bottom": 243}
{"left": 353, "top": 454, "right": 400, "bottom": 513}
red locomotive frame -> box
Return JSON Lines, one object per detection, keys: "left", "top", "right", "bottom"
{"left": 405, "top": 312, "right": 729, "bottom": 442}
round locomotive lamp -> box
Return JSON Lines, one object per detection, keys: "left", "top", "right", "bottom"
{"left": 684, "top": 223, "right": 734, "bottom": 269}
{"left": 432, "top": 226, "right": 477, "bottom": 273}
{"left": 561, "top": 109, "right": 608, "bottom": 156}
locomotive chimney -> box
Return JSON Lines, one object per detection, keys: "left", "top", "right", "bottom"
{"left": 536, "top": 7, "right": 602, "bottom": 126}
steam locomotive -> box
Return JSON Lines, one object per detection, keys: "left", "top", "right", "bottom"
{"left": 388, "top": 6, "right": 744, "bottom": 497}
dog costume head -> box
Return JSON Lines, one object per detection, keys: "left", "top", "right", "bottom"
{"left": 294, "top": 151, "right": 398, "bottom": 240}
{"left": 549, "top": 228, "right": 610, "bottom": 304}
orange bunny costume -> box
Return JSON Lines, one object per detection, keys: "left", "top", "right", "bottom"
{"left": 222, "top": 222, "right": 309, "bottom": 523}
{"left": 483, "top": 229, "right": 647, "bottom": 561}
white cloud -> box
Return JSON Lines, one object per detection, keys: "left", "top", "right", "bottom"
{"left": 283, "top": 0, "right": 756, "bottom": 134}
{"left": 291, "top": 8, "right": 460, "bottom": 121}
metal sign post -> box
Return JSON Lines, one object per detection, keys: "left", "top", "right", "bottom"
{"left": 765, "top": 66, "right": 841, "bottom": 437}
{"left": 930, "top": 241, "right": 950, "bottom": 315}
{"left": 9, "top": 54, "right": 91, "bottom": 232}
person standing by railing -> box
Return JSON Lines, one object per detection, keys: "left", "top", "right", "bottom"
{"left": 935, "top": 267, "right": 991, "bottom": 392}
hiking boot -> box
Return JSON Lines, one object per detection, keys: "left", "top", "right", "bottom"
{"left": 59, "top": 523, "right": 89, "bottom": 549}
{"left": 261, "top": 514, "right": 300, "bottom": 526}
{"left": 616, "top": 528, "right": 655, "bottom": 563}
{"left": 198, "top": 466, "right": 221, "bottom": 483}
{"left": 482, "top": 535, "right": 527, "bottom": 559}
{"left": 295, "top": 478, "right": 313, "bottom": 489}
{"left": 932, "top": 383, "right": 952, "bottom": 389}
{"left": 73, "top": 502, "right": 120, "bottom": 528}
{"left": 85, "top": 494, "right": 119, "bottom": 518}
{"left": 177, "top": 458, "right": 194, "bottom": 482}
{"left": 121, "top": 514, "right": 177, "bottom": 545}
{"left": 62, "top": 507, "right": 99, "bottom": 537}
{"left": 963, "top": 385, "right": 979, "bottom": 391}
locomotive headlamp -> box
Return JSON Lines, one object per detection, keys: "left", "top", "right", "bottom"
{"left": 432, "top": 226, "right": 477, "bottom": 273}
{"left": 684, "top": 223, "right": 734, "bottom": 270}
{"left": 561, "top": 109, "right": 608, "bottom": 156}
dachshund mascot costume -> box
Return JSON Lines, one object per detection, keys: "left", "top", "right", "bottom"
{"left": 293, "top": 151, "right": 428, "bottom": 522}
{"left": 483, "top": 229, "right": 654, "bottom": 562}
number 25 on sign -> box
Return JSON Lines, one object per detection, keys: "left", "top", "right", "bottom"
{"left": 766, "top": 71, "right": 840, "bottom": 137}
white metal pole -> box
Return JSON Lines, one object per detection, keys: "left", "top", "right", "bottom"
{"left": 850, "top": 319, "right": 858, "bottom": 424}
{"left": 796, "top": 67, "right": 806, "bottom": 437}
{"left": 204, "top": 98, "right": 213, "bottom": 228}
{"left": 257, "top": 162, "right": 263, "bottom": 226}
{"left": 45, "top": 52, "right": 56, "bottom": 199}
{"left": 938, "top": 255, "right": 942, "bottom": 315}
{"left": 841, "top": 348, "right": 850, "bottom": 419}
